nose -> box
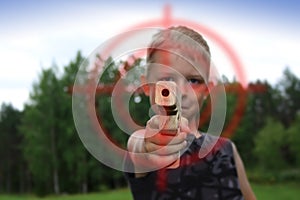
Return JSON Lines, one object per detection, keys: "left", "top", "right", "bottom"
{"left": 177, "top": 80, "right": 189, "bottom": 97}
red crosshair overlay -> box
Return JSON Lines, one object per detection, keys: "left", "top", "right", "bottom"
{"left": 69, "top": 4, "right": 266, "bottom": 137}
{"left": 69, "top": 4, "right": 266, "bottom": 191}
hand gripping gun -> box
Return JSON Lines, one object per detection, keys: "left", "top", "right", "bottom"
{"left": 154, "top": 81, "right": 181, "bottom": 168}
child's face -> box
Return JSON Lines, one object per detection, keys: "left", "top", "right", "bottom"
{"left": 144, "top": 50, "right": 209, "bottom": 121}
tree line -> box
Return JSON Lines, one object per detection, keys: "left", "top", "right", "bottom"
{"left": 0, "top": 51, "right": 299, "bottom": 196}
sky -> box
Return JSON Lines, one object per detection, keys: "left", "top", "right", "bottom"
{"left": 0, "top": 0, "right": 299, "bottom": 110}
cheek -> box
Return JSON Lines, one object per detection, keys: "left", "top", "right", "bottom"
{"left": 190, "top": 85, "right": 207, "bottom": 104}
{"left": 191, "top": 84, "right": 207, "bottom": 92}
{"left": 191, "top": 85, "right": 207, "bottom": 98}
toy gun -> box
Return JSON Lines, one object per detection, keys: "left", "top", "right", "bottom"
{"left": 154, "top": 81, "right": 181, "bottom": 168}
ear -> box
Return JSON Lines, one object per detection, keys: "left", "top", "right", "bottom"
{"left": 140, "top": 75, "right": 150, "bottom": 96}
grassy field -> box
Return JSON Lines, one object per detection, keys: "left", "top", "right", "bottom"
{"left": 0, "top": 188, "right": 132, "bottom": 200}
{"left": 252, "top": 182, "right": 300, "bottom": 200}
{"left": 0, "top": 182, "right": 299, "bottom": 200}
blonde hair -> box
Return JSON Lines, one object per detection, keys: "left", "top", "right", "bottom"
{"left": 147, "top": 26, "right": 211, "bottom": 67}
{"left": 146, "top": 26, "right": 211, "bottom": 78}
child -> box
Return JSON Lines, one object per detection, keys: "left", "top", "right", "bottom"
{"left": 124, "top": 26, "right": 256, "bottom": 200}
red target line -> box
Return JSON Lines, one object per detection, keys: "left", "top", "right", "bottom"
{"left": 70, "top": 4, "right": 267, "bottom": 182}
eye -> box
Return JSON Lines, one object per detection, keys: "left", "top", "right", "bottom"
{"left": 188, "top": 78, "right": 205, "bottom": 85}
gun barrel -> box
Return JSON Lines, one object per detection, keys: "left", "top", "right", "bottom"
{"left": 154, "top": 81, "right": 181, "bottom": 135}
{"left": 154, "top": 81, "right": 182, "bottom": 169}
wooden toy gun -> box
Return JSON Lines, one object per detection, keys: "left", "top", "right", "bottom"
{"left": 154, "top": 81, "right": 181, "bottom": 168}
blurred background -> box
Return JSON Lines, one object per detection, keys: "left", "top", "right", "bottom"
{"left": 0, "top": 0, "right": 299, "bottom": 199}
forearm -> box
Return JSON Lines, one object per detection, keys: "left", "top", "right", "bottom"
{"left": 127, "top": 130, "right": 149, "bottom": 177}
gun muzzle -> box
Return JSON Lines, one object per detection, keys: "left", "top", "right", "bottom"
{"left": 154, "top": 81, "right": 181, "bottom": 135}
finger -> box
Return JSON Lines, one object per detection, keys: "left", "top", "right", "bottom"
{"left": 146, "top": 115, "right": 161, "bottom": 130}
{"left": 145, "top": 115, "right": 179, "bottom": 139}
{"left": 146, "top": 153, "right": 180, "bottom": 168}
{"left": 144, "top": 117, "right": 161, "bottom": 139}
{"left": 147, "top": 131, "right": 186, "bottom": 146}
{"left": 156, "top": 143, "right": 185, "bottom": 156}
{"left": 145, "top": 140, "right": 187, "bottom": 155}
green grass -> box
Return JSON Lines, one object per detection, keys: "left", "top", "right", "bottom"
{"left": 253, "top": 182, "right": 300, "bottom": 200}
{"left": 0, "top": 188, "right": 132, "bottom": 200}
{"left": 0, "top": 182, "right": 299, "bottom": 200}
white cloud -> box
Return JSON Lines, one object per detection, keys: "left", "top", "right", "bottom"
{"left": 0, "top": 88, "right": 30, "bottom": 111}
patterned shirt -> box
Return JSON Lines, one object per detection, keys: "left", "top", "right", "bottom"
{"left": 124, "top": 134, "right": 244, "bottom": 200}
